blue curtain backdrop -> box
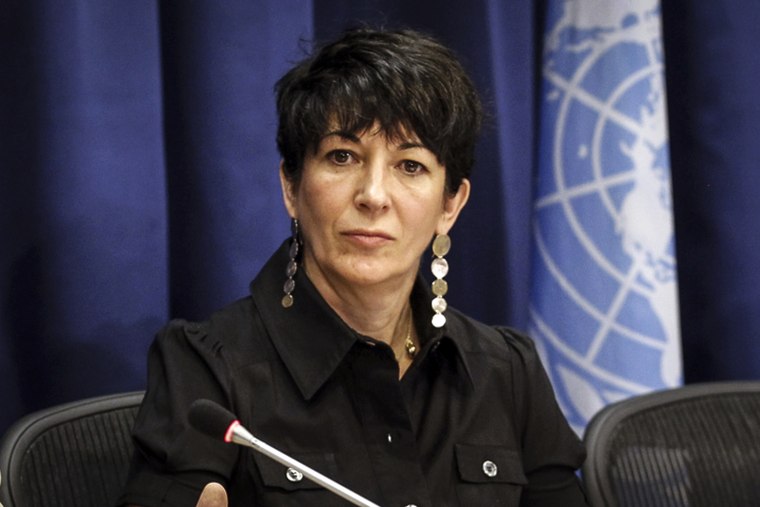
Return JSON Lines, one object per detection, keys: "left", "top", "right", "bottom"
{"left": 1, "top": 0, "right": 759, "bottom": 435}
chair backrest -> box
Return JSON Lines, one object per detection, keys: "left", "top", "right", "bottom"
{"left": 0, "top": 391, "right": 143, "bottom": 507}
{"left": 582, "top": 381, "right": 760, "bottom": 507}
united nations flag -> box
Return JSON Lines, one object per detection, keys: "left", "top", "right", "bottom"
{"left": 529, "top": 0, "right": 682, "bottom": 434}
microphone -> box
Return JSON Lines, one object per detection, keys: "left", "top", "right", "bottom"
{"left": 188, "top": 399, "right": 382, "bottom": 507}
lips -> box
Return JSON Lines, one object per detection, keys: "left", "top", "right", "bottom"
{"left": 342, "top": 229, "right": 394, "bottom": 246}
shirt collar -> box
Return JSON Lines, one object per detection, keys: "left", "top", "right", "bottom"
{"left": 408, "top": 272, "right": 476, "bottom": 388}
{"left": 250, "top": 240, "right": 475, "bottom": 400}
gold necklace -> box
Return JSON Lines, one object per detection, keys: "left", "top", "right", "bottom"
{"left": 397, "top": 315, "right": 417, "bottom": 361}
{"left": 404, "top": 322, "right": 417, "bottom": 358}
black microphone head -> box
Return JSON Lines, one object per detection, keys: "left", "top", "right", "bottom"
{"left": 188, "top": 399, "right": 238, "bottom": 440}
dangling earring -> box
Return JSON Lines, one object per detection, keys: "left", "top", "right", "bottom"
{"left": 281, "top": 218, "right": 300, "bottom": 308}
{"left": 430, "top": 233, "right": 450, "bottom": 328}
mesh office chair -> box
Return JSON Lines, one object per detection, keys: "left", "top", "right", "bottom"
{"left": 0, "top": 391, "right": 143, "bottom": 507}
{"left": 582, "top": 381, "right": 760, "bottom": 507}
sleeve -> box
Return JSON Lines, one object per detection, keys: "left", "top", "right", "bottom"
{"left": 118, "top": 320, "right": 239, "bottom": 507}
{"left": 497, "top": 327, "right": 590, "bottom": 507}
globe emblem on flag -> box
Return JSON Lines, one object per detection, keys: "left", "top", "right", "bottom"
{"left": 529, "top": 2, "right": 681, "bottom": 433}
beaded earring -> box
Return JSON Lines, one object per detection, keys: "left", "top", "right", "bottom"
{"left": 430, "top": 233, "right": 450, "bottom": 328}
{"left": 281, "top": 218, "right": 300, "bottom": 308}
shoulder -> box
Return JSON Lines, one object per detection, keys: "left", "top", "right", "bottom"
{"left": 446, "top": 307, "right": 540, "bottom": 367}
{"left": 443, "top": 308, "right": 553, "bottom": 400}
{"left": 152, "top": 296, "right": 266, "bottom": 366}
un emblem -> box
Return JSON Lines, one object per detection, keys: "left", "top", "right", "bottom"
{"left": 529, "top": 0, "right": 681, "bottom": 433}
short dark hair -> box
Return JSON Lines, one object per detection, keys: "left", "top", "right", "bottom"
{"left": 275, "top": 27, "right": 482, "bottom": 194}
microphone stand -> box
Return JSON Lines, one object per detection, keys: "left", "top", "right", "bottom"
{"left": 229, "top": 423, "right": 382, "bottom": 507}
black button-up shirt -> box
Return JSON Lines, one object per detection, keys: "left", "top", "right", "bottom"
{"left": 120, "top": 241, "right": 587, "bottom": 506}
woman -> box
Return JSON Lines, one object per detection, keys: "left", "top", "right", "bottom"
{"left": 120, "top": 28, "right": 588, "bottom": 506}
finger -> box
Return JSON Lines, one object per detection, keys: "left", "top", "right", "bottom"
{"left": 195, "top": 482, "right": 228, "bottom": 507}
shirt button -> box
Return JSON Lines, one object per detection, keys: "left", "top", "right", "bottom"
{"left": 404, "top": 504, "right": 418, "bottom": 507}
{"left": 285, "top": 467, "right": 303, "bottom": 482}
{"left": 482, "top": 460, "right": 498, "bottom": 477}
{"left": 386, "top": 433, "right": 393, "bottom": 443}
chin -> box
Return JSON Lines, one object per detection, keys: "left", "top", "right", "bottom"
{"left": 340, "top": 262, "right": 412, "bottom": 287}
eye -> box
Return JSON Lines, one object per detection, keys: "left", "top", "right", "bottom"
{"left": 326, "top": 150, "right": 354, "bottom": 165}
{"left": 400, "top": 160, "right": 426, "bottom": 175}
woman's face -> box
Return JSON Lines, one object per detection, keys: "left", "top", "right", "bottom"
{"left": 280, "top": 125, "right": 470, "bottom": 292}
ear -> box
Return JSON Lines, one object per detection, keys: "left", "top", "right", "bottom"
{"left": 279, "top": 161, "right": 298, "bottom": 219}
{"left": 436, "top": 178, "right": 471, "bottom": 235}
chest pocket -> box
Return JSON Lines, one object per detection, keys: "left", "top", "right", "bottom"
{"left": 251, "top": 450, "right": 338, "bottom": 491}
{"left": 455, "top": 444, "right": 527, "bottom": 505}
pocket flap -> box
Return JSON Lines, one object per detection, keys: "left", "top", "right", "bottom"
{"left": 454, "top": 444, "right": 527, "bottom": 485}
{"left": 252, "top": 451, "right": 337, "bottom": 491}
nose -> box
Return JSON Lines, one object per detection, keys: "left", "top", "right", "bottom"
{"left": 354, "top": 161, "right": 391, "bottom": 212}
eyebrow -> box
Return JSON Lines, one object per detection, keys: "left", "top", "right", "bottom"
{"left": 398, "top": 141, "right": 427, "bottom": 151}
{"left": 321, "top": 130, "right": 361, "bottom": 143}
{"left": 321, "top": 131, "right": 428, "bottom": 151}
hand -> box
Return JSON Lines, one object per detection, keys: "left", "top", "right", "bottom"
{"left": 195, "top": 482, "right": 228, "bottom": 507}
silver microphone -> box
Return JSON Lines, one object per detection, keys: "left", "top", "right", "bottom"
{"left": 188, "top": 399, "right": 382, "bottom": 507}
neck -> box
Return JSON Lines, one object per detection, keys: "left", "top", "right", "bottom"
{"left": 302, "top": 258, "right": 416, "bottom": 347}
